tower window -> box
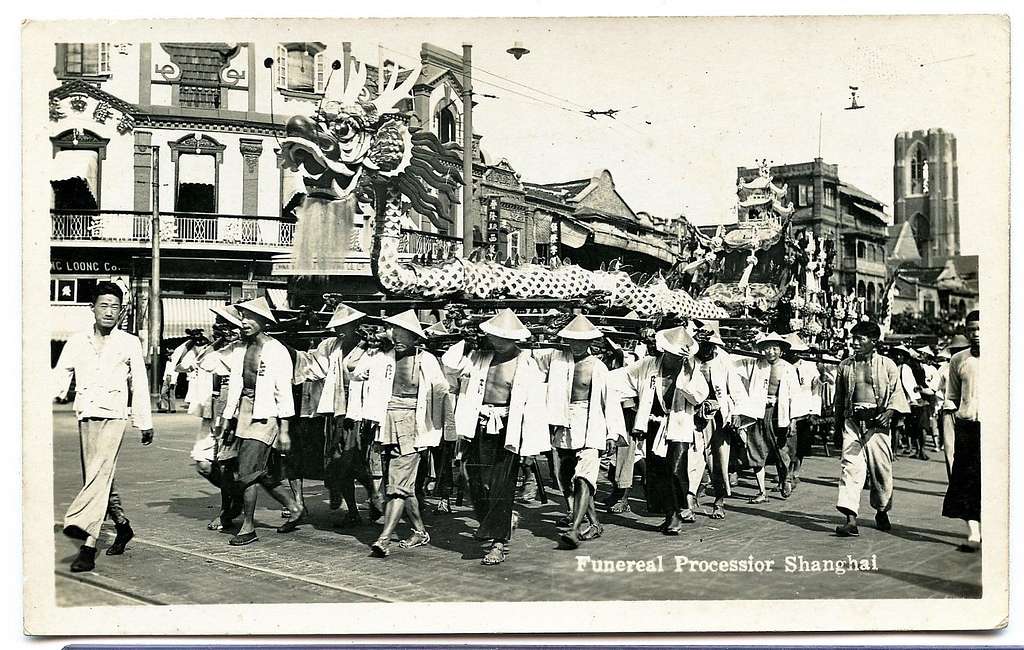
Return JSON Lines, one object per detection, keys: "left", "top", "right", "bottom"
{"left": 912, "top": 213, "right": 930, "bottom": 259}
{"left": 910, "top": 145, "right": 928, "bottom": 194}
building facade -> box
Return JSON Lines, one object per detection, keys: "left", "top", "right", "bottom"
{"left": 887, "top": 127, "right": 975, "bottom": 322}
{"left": 47, "top": 41, "right": 473, "bottom": 356}
{"left": 893, "top": 128, "right": 959, "bottom": 267}
{"left": 524, "top": 170, "right": 680, "bottom": 271}
{"left": 735, "top": 158, "right": 891, "bottom": 313}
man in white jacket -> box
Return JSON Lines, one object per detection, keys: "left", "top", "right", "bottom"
{"left": 692, "top": 321, "right": 748, "bottom": 519}
{"left": 53, "top": 282, "right": 154, "bottom": 572}
{"left": 735, "top": 332, "right": 799, "bottom": 502}
{"left": 444, "top": 309, "right": 548, "bottom": 565}
{"left": 616, "top": 325, "right": 709, "bottom": 535}
{"left": 544, "top": 315, "right": 626, "bottom": 549}
{"left": 364, "top": 310, "right": 448, "bottom": 557}
{"left": 220, "top": 297, "right": 303, "bottom": 546}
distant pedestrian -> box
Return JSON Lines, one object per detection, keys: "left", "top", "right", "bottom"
{"left": 53, "top": 281, "right": 154, "bottom": 572}
{"left": 942, "top": 310, "right": 981, "bottom": 552}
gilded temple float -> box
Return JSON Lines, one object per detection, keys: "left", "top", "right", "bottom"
{"left": 675, "top": 160, "right": 866, "bottom": 353}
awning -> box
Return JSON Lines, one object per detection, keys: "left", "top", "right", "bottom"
{"left": 50, "top": 304, "right": 96, "bottom": 341}
{"left": 161, "top": 297, "right": 223, "bottom": 339}
{"left": 559, "top": 219, "right": 593, "bottom": 249}
{"left": 853, "top": 202, "right": 890, "bottom": 224}
{"left": 589, "top": 222, "right": 677, "bottom": 265}
{"left": 265, "top": 288, "right": 289, "bottom": 309}
{"left": 177, "top": 154, "right": 216, "bottom": 185}
{"left": 51, "top": 149, "right": 98, "bottom": 207}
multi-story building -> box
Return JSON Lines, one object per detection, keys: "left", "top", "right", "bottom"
{"left": 46, "top": 41, "right": 475, "bottom": 358}
{"left": 735, "top": 158, "right": 891, "bottom": 313}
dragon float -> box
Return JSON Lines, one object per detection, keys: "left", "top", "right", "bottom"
{"left": 279, "top": 59, "right": 864, "bottom": 352}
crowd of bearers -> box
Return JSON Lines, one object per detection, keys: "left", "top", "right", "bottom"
{"left": 55, "top": 291, "right": 984, "bottom": 571}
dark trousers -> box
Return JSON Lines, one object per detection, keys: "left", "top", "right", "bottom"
{"left": 465, "top": 432, "right": 521, "bottom": 542}
{"left": 943, "top": 419, "right": 980, "bottom": 521}
{"left": 644, "top": 433, "right": 688, "bottom": 515}
{"left": 419, "top": 439, "right": 457, "bottom": 498}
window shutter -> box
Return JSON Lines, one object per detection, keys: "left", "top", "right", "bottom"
{"left": 314, "top": 51, "right": 326, "bottom": 94}
{"left": 99, "top": 43, "right": 111, "bottom": 74}
{"left": 275, "top": 45, "right": 287, "bottom": 89}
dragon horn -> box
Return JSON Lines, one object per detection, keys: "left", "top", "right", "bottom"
{"left": 373, "top": 63, "right": 422, "bottom": 114}
{"left": 341, "top": 59, "right": 368, "bottom": 105}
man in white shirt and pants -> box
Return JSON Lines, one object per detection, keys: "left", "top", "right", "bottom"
{"left": 53, "top": 282, "right": 154, "bottom": 572}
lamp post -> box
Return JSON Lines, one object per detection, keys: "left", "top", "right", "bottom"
{"left": 135, "top": 144, "right": 162, "bottom": 395}
{"left": 461, "top": 43, "right": 474, "bottom": 257}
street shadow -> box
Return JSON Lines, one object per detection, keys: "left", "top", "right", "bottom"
{"left": 874, "top": 566, "right": 982, "bottom": 598}
{"left": 897, "top": 475, "right": 951, "bottom": 486}
{"left": 726, "top": 504, "right": 836, "bottom": 533}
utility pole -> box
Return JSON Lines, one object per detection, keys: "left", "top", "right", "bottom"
{"left": 461, "top": 43, "right": 474, "bottom": 257}
{"left": 149, "top": 145, "right": 161, "bottom": 395}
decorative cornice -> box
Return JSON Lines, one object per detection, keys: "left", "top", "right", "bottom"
{"left": 134, "top": 113, "right": 286, "bottom": 137}
{"left": 50, "top": 80, "right": 137, "bottom": 116}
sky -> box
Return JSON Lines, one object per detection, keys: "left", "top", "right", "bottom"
{"left": 329, "top": 15, "right": 1007, "bottom": 253}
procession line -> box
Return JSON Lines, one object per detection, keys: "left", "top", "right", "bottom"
{"left": 129, "top": 535, "right": 393, "bottom": 603}
{"left": 55, "top": 570, "right": 168, "bottom": 606}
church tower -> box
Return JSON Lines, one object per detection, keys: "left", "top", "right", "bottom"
{"left": 893, "top": 128, "right": 959, "bottom": 266}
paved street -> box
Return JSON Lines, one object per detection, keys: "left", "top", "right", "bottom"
{"left": 51, "top": 407, "right": 981, "bottom": 606}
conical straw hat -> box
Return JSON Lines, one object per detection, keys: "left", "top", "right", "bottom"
{"left": 655, "top": 325, "right": 698, "bottom": 357}
{"left": 383, "top": 309, "right": 427, "bottom": 339}
{"left": 326, "top": 303, "right": 366, "bottom": 329}
{"left": 235, "top": 296, "right": 277, "bottom": 323}
{"left": 557, "top": 314, "right": 603, "bottom": 340}
{"left": 479, "top": 308, "right": 531, "bottom": 340}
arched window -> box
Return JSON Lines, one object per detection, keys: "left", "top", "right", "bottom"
{"left": 857, "top": 280, "right": 866, "bottom": 299}
{"left": 867, "top": 283, "right": 876, "bottom": 313}
{"left": 169, "top": 134, "right": 225, "bottom": 214}
{"left": 857, "top": 241, "right": 866, "bottom": 259}
{"left": 910, "top": 144, "right": 928, "bottom": 194}
{"left": 50, "top": 129, "right": 108, "bottom": 210}
{"left": 438, "top": 107, "right": 457, "bottom": 144}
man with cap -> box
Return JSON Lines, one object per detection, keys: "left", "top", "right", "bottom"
{"left": 219, "top": 297, "right": 304, "bottom": 545}
{"left": 616, "top": 325, "right": 710, "bottom": 534}
{"left": 942, "top": 310, "right": 981, "bottom": 551}
{"left": 542, "top": 314, "right": 626, "bottom": 548}
{"left": 832, "top": 320, "right": 910, "bottom": 537}
{"left": 734, "top": 332, "right": 799, "bottom": 502}
{"left": 917, "top": 346, "right": 942, "bottom": 452}
{"left": 359, "top": 310, "right": 448, "bottom": 557}
{"left": 692, "top": 321, "right": 748, "bottom": 519}
{"left": 444, "top": 308, "right": 548, "bottom": 565}
{"left": 782, "top": 332, "right": 823, "bottom": 490}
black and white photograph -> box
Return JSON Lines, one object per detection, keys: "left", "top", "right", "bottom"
{"left": 21, "top": 13, "right": 1009, "bottom": 636}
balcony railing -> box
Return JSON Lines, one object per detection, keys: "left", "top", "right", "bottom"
{"left": 51, "top": 210, "right": 296, "bottom": 249}
{"left": 840, "top": 256, "right": 887, "bottom": 276}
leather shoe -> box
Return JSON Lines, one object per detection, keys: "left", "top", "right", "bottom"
{"left": 70, "top": 545, "right": 97, "bottom": 572}
{"left": 874, "top": 511, "right": 892, "bottom": 532}
{"left": 663, "top": 513, "right": 683, "bottom": 535}
{"left": 105, "top": 520, "right": 134, "bottom": 556}
{"left": 835, "top": 523, "right": 860, "bottom": 537}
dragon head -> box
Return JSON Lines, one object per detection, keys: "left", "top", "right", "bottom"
{"left": 280, "top": 59, "right": 419, "bottom": 200}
